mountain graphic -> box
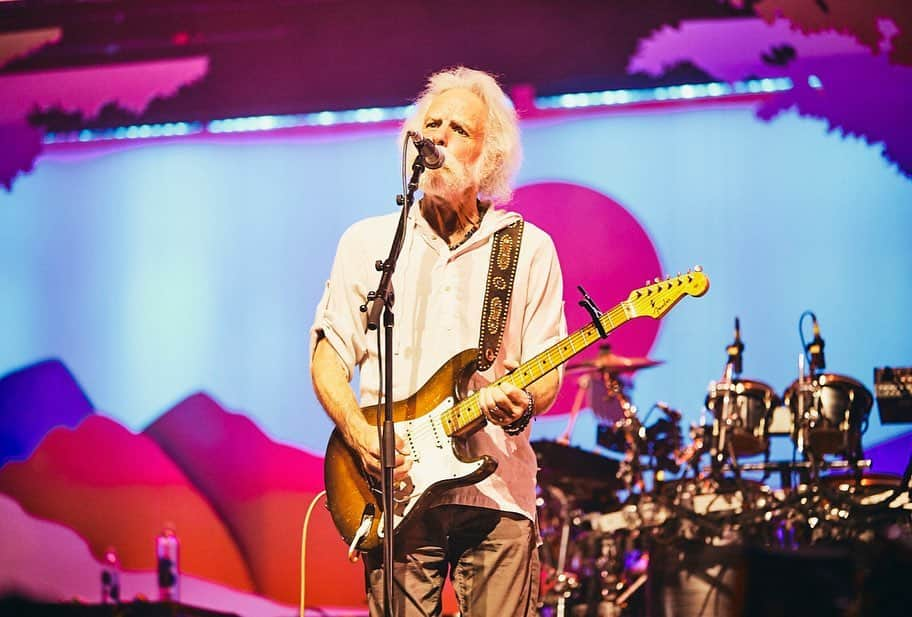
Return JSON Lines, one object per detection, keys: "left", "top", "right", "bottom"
{"left": 0, "top": 493, "right": 293, "bottom": 616}
{"left": 0, "top": 360, "right": 366, "bottom": 609}
{"left": 0, "top": 414, "right": 255, "bottom": 592}
{"left": 0, "top": 359, "right": 94, "bottom": 466}
{"left": 144, "top": 392, "right": 362, "bottom": 606}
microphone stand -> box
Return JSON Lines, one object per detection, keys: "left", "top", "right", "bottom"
{"left": 363, "top": 152, "right": 429, "bottom": 617}
{"left": 805, "top": 320, "right": 825, "bottom": 483}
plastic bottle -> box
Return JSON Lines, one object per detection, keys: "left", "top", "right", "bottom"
{"left": 155, "top": 526, "right": 180, "bottom": 602}
{"left": 100, "top": 547, "right": 120, "bottom": 604}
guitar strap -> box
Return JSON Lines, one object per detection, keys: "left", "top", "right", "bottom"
{"left": 476, "top": 218, "right": 524, "bottom": 372}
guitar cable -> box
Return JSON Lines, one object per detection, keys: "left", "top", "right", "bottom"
{"left": 299, "top": 489, "right": 327, "bottom": 617}
{"left": 300, "top": 305, "right": 385, "bottom": 617}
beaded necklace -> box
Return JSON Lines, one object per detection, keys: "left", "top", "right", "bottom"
{"left": 448, "top": 222, "right": 480, "bottom": 250}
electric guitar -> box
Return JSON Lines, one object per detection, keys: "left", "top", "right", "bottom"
{"left": 323, "top": 269, "right": 710, "bottom": 551}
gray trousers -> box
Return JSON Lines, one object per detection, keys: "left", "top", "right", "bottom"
{"left": 365, "top": 504, "right": 540, "bottom": 616}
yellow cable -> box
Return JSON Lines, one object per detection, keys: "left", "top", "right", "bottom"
{"left": 300, "top": 489, "right": 327, "bottom": 617}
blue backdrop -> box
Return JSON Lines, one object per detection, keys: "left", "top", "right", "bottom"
{"left": 2, "top": 102, "right": 910, "bottom": 458}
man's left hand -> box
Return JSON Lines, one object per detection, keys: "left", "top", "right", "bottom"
{"left": 477, "top": 360, "right": 531, "bottom": 428}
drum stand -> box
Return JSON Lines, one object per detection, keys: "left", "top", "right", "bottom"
{"left": 556, "top": 373, "right": 592, "bottom": 446}
{"left": 793, "top": 373, "right": 867, "bottom": 487}
{"left": 548, "top": 485, "right": 578, "bottom": 617}
{"left": 616, "top": 404, "right": 645, "bottom": 495}
{"left": 710, "top": 365, "right": 750, "bottom": 484}
{"left": 554, "top": 368, "right": 650, "bottom": 615}
{"left": 793, "top": 373, "right": 823, "bottom": 485}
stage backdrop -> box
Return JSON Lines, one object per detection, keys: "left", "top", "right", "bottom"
{"left": 1, "top": 99, "right": 911, "bottom": 612}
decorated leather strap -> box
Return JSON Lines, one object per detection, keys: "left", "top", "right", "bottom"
{"left": 476, "top": 219, "right": 524, "bottom": 372}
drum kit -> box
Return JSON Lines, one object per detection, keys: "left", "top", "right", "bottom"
{"left": 534, "top": 318, "right": 912, "bottom": 617}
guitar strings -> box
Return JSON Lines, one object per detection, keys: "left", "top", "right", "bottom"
{"left": 400, "top": 302, "right": 631, "bottom": 444}
{"left": 391, "top": 275, "right": 701, "bottom": 444}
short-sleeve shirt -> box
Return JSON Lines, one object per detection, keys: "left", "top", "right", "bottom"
{"left": 311, "top": 204, "right": 567, "bottom": 522}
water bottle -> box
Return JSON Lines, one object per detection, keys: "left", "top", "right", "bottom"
{"left": 100, "top": 547, "right": 120, "bottom": 604}
{"left": 156, "top": 526, "right": 180, "bottom": 602}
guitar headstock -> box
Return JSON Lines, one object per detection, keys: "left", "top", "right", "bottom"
{"left": 627, "top": 267, "right": 710, "bottom": 319}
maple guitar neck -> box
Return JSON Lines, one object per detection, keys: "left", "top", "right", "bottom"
{"left": 441, "top": 268, "right": 710, "bottom": 437}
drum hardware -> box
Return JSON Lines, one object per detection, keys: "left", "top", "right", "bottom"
{"left": 787, "top": 311, "right": 873, "bottom": 467}
{"left": 706, "top": 376, "right": 779, "bottom": 459}
{"left": 579, "top": 500, "right": 670, "bottom": 534}
{"left": 539, "top": 485, "right": 580, "bottom": 617}
{"left": 534, "top": 441, "right": 628, "bottom": 615}
{"left": 534, "top": 310, "right": 912, "bottom": 616}
{"left": 565, "top": 346, "right": 664, "bottom": 375}
{"left": 612, "top": 572, "right": 647, "bottom": 613}
{"left": 533, "top": 440, "right": 623, "bottom": 501}
{"left": 704, "top": 458, "right": 872, "bottom": 474}
{"left": 534, "top": 436, "right": 665, "bottom": 616}
{"left": 704, "top": 318, "right": 781, "bottom": 490}
{"left": 765, "top": 403, "right": 793, "bottom": 435}
{"left": 783, "top": 371, "right": 873, "bottom": 463}
{"left": 560, "top": 343, "right": 662, "bottom": 449}
{"left": 644, "top": 415, "right": 682, "bottom": 475}
{"left": 569, "top": 347, "right": 662, "bottom": 495}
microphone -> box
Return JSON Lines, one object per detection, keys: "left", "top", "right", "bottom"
{"left": 808, "top": 313, "right": 826, "bottom": 371}
{"left": 655, "top": 401, "right": 682, "bottom": 422}
{"left": 408, "top": 131, "right": 445, "bottom": 169}
{"left": 726, "top": 316, "right": 744, "bottom": 376}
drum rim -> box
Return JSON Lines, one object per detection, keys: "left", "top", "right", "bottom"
{"left": 782, "top": 372, "right": 873, "bottom": 411}
{"left": 820, "top": 472, "right": 902, "bottom": 488}
{"left": 706, "top": 378, "right": 781, "bottom": 406}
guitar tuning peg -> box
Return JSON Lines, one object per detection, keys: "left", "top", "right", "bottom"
{"left": 694, "top": 265, "right": 703, "bottom": 272}
{"left": 653, "top": 277, "right": 660, "bottom": 284}
{"left": 677, "top": 272, "right": 682, "bottom": 277}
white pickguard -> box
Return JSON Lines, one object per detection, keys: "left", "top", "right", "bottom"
{"left": 373, "top": 396, "right": 489, "bottom": 537}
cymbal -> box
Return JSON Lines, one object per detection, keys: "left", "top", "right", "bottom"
{"left": 567, "top": 352, "right": 663, "bottom": 374}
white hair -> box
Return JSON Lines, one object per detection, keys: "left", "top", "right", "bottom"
{"left": 402, "top": 66, "right": 522, "bottom": 205}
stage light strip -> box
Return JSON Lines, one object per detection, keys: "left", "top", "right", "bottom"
{"left": 535, "top": 77, "right": 796, "bottom": 109}
{"left": 43, "top": 76, "right": 813, "bottom": 144}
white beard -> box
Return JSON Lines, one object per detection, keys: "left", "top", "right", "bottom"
{"left": 419, "top": 153, "right": 481, "bottom": 199}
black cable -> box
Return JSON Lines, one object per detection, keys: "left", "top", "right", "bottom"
{"left": 376, "top": 131, "right": 413, "bottom": 443}
{"left": 375, "top": 325, "right": 383, "bottom": 452}
{"left": 401, "top": 131, "right": 410, "bottom": 207}
{"left": 798, "top": 309, "right": 815, "bottom": 368}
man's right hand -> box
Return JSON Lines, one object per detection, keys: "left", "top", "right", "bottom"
{"left": 312, "top": 337, "right": 412, "bottom": 484}
{"left": 346, "top": 423, "right": 412, "bottom": 484}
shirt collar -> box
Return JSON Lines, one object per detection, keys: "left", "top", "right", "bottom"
{"left": 408, "top": 203, "right": 522, "bottom": 255}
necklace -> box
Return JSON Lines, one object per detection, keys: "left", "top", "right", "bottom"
{"left": 448, "top": 222, "right": 479, "bottom": 250}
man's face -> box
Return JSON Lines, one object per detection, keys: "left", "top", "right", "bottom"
{"left": 418, "top": 87, "right": 487, "bottom": 198}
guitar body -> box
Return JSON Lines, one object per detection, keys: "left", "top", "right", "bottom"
{"left": 323, "top": 348, "right": 497, "bottom": 552}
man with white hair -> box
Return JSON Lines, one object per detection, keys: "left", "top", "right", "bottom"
{"left": 311, "top": 66, "right": 566, "bottom": 616}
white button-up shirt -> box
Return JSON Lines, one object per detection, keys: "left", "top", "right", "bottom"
{"left": 312, "top": 204, "right": 566, "bottom": 522}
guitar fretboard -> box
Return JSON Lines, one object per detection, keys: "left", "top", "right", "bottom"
{"left": 440, "top": 302, "right": 632, "bottom": 436}
{"left": 438, "top": 269, "right": 708, "bottom": 436}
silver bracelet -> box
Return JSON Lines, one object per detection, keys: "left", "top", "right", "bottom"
{"left": 503, "top": 390, "right": 535, "bottom": 435}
